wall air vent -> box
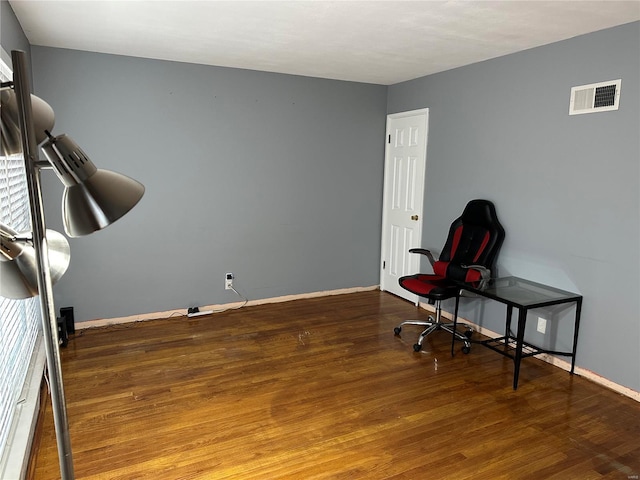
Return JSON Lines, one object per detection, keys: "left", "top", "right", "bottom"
{"left": 569, "top": 79, "right": 621, "bottom": 115}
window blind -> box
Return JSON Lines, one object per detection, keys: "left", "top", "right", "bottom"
{"left": 0, "top": 60, "right": 42, "bottom": 467}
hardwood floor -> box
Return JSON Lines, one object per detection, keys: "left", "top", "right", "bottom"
{"left": 32, "top": 291, "right": 639, "bottom": 479}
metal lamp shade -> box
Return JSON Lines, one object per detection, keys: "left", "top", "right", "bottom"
{"left": 62, "top": 169, "right": 146, "bottom": 237}
{"left": 0, "top": 223, "right": 70, "bottom": 299}
{"left": 41, "top": 133, "right": 145, "bottom": 237}
{"left": 1, "top": 89, "right": 55, "bottom": 156}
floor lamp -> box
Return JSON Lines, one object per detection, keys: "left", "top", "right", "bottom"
{"left": 0, "top": 49, "right": 145, "bottom": 480}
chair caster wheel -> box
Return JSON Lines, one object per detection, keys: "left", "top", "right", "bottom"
{"left": 462, "top": 345, "right": 471, "bottom": 354}
{"left": 413, "top": 343, "right": 422, "bottom": 352}
{"left": 464, "top": 329, "right": 473, "bottom": 339}
{"left": 394, "top": 327, "right": 402, "bottom": 336}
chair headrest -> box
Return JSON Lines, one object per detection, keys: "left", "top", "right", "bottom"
{"left": 461, "top": 199, "right": 500, "bottom": 228}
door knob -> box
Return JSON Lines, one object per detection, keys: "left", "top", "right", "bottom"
{"left": 411, "top": 215, "right": 419, "bottom": 221}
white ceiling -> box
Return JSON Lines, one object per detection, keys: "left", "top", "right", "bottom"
{"left": 9, "top": 0, "right": 640, "bottom": 85}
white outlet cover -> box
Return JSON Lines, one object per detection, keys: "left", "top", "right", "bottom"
{"left": 537, "top": 317, "right": 547, "bottom": 334}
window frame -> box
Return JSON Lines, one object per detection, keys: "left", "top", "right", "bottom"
{"left": 0, "top": 50, "right": 46, "bottom": 480}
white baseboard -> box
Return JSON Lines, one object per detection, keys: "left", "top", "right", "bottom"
{"left": 76, "top": 285, "right": 379, "bottom": 330}
{"left": 418, "top": 301, "right": 640, "bottom": 402}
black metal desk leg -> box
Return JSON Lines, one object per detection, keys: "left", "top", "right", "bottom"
{"left": 513, "top": 308, "right": 528, "bottom": 390}
{"left": 451, "top": 293, "right": 461, "bottom": 356}
{"left": 570, "top": 298, "right": 583, "bottom": 374}
{"left": 505, "top": 305, "right": 513, "bottom": 345}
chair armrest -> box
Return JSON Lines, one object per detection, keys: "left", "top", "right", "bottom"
{"left": 409, "top": 248, "right": 436, "bottom": 267}
{"left": 461, "top": 264, "right": 491, "bottom": 289}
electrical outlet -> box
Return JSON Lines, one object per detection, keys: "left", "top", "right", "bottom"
{"left": 225, "top": 272, "right": 234, "bottom": 290}
{"left": 537, "top": 317, "right": 547, "bottom": 334}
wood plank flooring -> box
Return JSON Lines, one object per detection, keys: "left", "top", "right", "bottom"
{"left": 32, "top": 291, "right": 640, "bottom": 479}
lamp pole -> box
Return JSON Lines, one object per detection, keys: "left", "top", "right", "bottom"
{"left": 11, "top": 49, "right": 75, "bottom": 479}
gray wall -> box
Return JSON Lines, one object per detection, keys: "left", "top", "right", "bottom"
{"left": 31, "top": 47, "right": 387, "bottom": 322}
{"left": 388, "top": 21, "right": 640, "bottom": 391}
{"left": 0, "top": 0, "right": 30, "bottom": 67}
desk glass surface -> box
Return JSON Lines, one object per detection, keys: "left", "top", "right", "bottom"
{"left": 467, "top": 276, "right": 581, "bottom": 308}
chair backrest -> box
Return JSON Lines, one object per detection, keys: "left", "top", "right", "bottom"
{"left": 432, "top": 199, "right": 505, "bottom": 283}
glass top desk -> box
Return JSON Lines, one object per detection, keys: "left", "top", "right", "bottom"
{"left": 453, "top": 276, "right": 583, "bottom": 390}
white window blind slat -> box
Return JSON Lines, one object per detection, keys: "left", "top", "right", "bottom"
{"left": 0, "top": 58, "right": 42, "bottom": 466}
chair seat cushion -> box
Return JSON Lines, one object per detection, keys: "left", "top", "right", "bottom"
{"left": 434, "top": 261, "right": 484, "bottom": 282}
{"left": 398, "top": 274, "right": 460, "bottom": 300}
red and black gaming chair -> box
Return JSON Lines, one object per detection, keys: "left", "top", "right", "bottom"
{"left": 393, "top": 199, "right": 505, "bottom": 353}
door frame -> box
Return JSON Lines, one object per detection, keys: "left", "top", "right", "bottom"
{"left": 379, "top": 108, "right": 429, "bottom": 303}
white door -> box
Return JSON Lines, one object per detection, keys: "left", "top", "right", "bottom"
{"left": 379, "top": 109, "right": 428, "bottom": 303}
